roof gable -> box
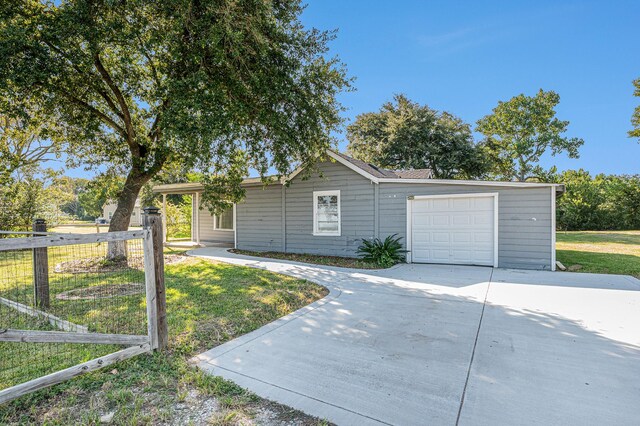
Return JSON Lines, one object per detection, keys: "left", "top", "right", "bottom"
{"left": 326, "top": 150, "right": 434, "bottom": 182}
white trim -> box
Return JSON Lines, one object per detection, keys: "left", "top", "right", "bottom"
{"left": 312, "top": 190, "right": 341, "bottom": 237}
{"left": 233, "top": 204, "right": 237, "bottom": 249}
{"left": 406, "top": 198, "right": 413, "bottom": 263}
{"left": 161, "top": 194, "right": 167, "bottom": 243}
{"left": 325, "top": 150, "right": 381, "bottom": 184}
{"left": 494, "top": 194, "right": 499, "bottom": 267}
{"left": 412, "top": 192, "right": 499, "bottom": 200}
{"left": 406, "top": 192, "right": 499, "bottom": 268}
{"left": 194, "top": 192, "right": 201, "bottom": 245}
{"left": 381, "top": 177, "right": 561, "bottom": 188}
{"left": 213, "top": 205, "right": 235, "bottom": 231}
{"left": 284, "top": 165, "right": 306, "bottom": 182}
{"left": 551, "top": 186, "right": 556, "bottom": 271}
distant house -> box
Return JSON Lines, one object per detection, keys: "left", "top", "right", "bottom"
{"left": 153, "top": 150, "right": 563, "bottom": 270}
{"left": 102, "top": 198, "right": 142, "bottom": 226}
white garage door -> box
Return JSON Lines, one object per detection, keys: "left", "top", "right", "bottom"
{"left": 409, "top": 195, "right": 496, "bottom": 266}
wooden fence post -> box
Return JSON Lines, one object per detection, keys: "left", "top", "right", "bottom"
{"left": 32, "top": 219, "right": 50, "bottom": 309}
{"left": 142, "top": 207, "right": 168, "bottom": 350}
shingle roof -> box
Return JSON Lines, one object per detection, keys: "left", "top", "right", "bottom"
{"left": 332, "top": 151, "right": 433, "bottom": 180}
{"left": 392, "top": 169, "right": 434, "bottom": 179}
{"left": 331, "top": 151, "right": 398, "bottom": 178}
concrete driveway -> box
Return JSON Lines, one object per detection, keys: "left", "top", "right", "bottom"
{"left": 189, "top": 248, "right": 640, "bottom": 426}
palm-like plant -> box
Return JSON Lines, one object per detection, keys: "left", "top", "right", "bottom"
{"left": 356, "top": 234, "right": 408, "bottom": 268}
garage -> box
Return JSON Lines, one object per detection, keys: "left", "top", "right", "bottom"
{"left": 407, "top": 193, "right": 498, "bottom": 267}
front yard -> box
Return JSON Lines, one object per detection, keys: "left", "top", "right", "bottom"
{"left": 0, "top": 247, "right": 329, "bottom": 425}
{"left": 556, "top": 230, "right": 640, "bottom": 278}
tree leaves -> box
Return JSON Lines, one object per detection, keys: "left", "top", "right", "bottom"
{"left": 556, "top": 170, "right": 640, "bottom": 231}
{"left": 0, "top": 0, "right": 350, "bottom": 223}
{"left": 476, "top": 89, "right": 584, "bottom": 181}
{"left": 630, "top": 78, "right": 640, "bottom": 142}
{"left": 346, "top": 94, "right": 487, "bottom": 179}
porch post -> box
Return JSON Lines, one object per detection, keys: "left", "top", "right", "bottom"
{"left": 161, "top": 193, "right": 167, "bottom": 243}
{"left": 194, "top": 192, "right": 201, "bottom": 246}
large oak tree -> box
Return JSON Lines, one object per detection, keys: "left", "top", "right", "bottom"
{"left": 0, "top": 0, "right": 349, "bottom": 256}
{"left": 476, "top": 89, "right": 584, "bottom": 182}
{"left": 346, "top": 95, "right": 487, "bottom": 179}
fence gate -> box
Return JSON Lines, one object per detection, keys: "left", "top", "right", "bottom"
{"left": 0, "top": 210, "right": 167, "bottom": 404}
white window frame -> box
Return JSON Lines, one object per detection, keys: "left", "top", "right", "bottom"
{"left": 313, "top": 190, "right": 341, "bottom": 237}
{"left": 213, "top": 205, "right": 236, "bottom": 231}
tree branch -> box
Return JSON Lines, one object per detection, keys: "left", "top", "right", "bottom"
{"left": 57, "top": 91, "right": 127, "bottom": 137}
{"left": 148, "top": 99, "right": 169, "bottom": 141}
{"left": 136, "top": 34, "right": 161, "bottom": 88}
{"left": 93, "top": 53, "right": 137, "bottom": 152}
{"left": 43, "top": 40, "right": 126, "bottom": 121}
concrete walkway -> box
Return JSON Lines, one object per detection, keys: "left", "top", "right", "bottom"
{"left": 189, "top": 248, "right": 640, "bottom": 426}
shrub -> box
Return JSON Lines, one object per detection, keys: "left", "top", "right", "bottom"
{"left": 356, "top": 234, "right": 408, "bottom": 268}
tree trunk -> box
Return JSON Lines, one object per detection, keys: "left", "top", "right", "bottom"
{"left": 106, "top": 169, "right": 151, "bottom": 260}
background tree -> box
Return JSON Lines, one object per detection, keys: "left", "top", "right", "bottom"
{"left": 77, "top": 174, "right": 124, "bottom": 220}
{"left": 549, "top": 169, "right": 640, "bottom": 231}
{"left": 476, "top": 89, "right": 584, "bottom": 181}
{"left": 347, "top": 95, "right": 487, "bottom": 179}
{"left": 630, "top": 78, "right": 640, "bottom": 142}
{"left": 0, "top": 107, "right": 62, "bottom": 185}
{"left": 0, "top": 0, "right": 350, "bottom": 257}
{"left": 55, "top": 177, "right": 89, "bottom": 220}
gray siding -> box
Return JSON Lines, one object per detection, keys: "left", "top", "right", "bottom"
{"left": 236, "top": 184, "right": 283, "bottom": 251}
{"left": 283, "top": 160, "right": 375, "bottom": 256}
{"left": 232, "top": 159, "right": 554, "bottom": 270}
{"left": 378, "top": 183, "right": 553, "bottom": 270}
{"left": 198, "top": 208, "right": 234, "bottom": 243}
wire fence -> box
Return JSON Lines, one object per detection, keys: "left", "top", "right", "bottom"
{"left": 0, "top": 218, "right": 165, "bottom": 404}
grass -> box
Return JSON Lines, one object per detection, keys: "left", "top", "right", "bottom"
{"left": 0, "top": 244, "right": 329, "bottom": 425}
{"left": 231, "top": 249, "right": 382, "bottom": 269}
{"left": 556, "top": 230, "right": 640, "bottom": 278}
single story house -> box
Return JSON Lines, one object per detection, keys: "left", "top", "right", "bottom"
{"left": 153, "top": 150, "right": 563, "bottom": 270}
{"left": 102, "top": 197, "right": 143, "bottom": 226}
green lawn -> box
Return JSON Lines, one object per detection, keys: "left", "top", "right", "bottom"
{"left": 0, "top": 246, "right": 328, "bottom": 425}
{"left": 556, "top": 230, "right": 640, "bottom": 278}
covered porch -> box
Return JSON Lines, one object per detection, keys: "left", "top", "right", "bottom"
{"left": 152, "top": 183, "right": 236, "bottom": 248}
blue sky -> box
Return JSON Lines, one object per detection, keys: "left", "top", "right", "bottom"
{"left": 300, "top": 0, "right": 640, "bottom": 175}
{"left": 62, "top": 0, "right": 639, "bottom": 178}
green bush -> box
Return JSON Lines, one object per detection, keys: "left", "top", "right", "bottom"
{"left": 356, "top": 234, "right": 408, "bottom": 268}
{"left": 165, "top": 201, "right": 192, "bottom": 239}
{"left": 555, "top": 170, "right": 640, "bottom": 231}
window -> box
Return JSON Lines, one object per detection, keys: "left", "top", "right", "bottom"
{"left": 214, "top": 206, "right": 234, "bottom": 231}
{"left": 313, "top": 190, "right": 340, "bottom": 236}
{"left": 107, "top": 211, "right": 113, "bottom": 219}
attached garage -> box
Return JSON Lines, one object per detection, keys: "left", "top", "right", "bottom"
{"left": 406, "top": 193, "right": 498, "bottom": 267}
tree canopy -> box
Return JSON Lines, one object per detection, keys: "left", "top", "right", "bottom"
{"left": 476, "top": 89, "right": 584, "bottom": 181}
{"left": 346, "top": 95, "right": 487, "bottom": 179}
{"left": 0, "top": 0, "right": 350, "bottom": 239}
{"left": 551, "top": 170, "right": 640, "bottom": 231}
{"left": 630, "top": 78, "right": 640, "bottom": 142}
{"left": 0, "top": 108, "right": 61, "bottom": 185}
